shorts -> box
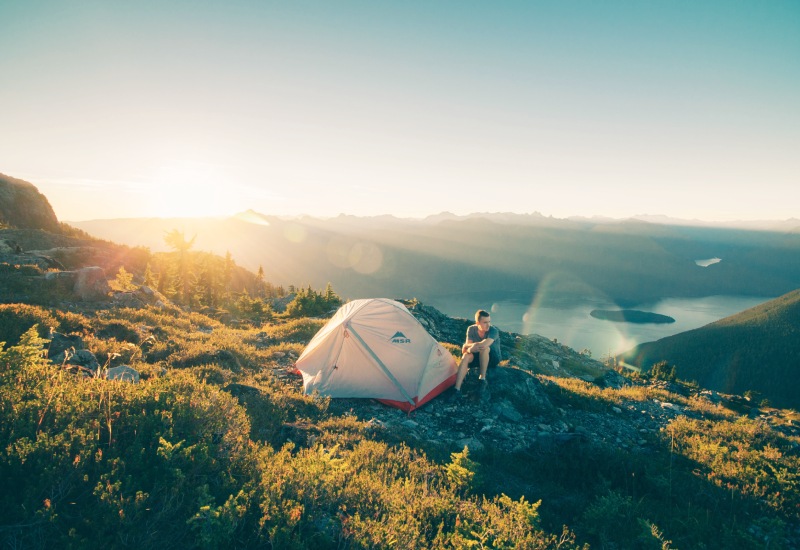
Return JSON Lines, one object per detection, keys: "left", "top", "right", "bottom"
{"left": 466, "top": 351, "right": 500, "bottom": 369}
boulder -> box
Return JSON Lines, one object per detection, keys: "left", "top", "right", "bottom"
{"left": 113, "top": 285, "right": 169, "bottom": 309}
{"left": 48, "top": 332, "right": 85, "bottom": 361}
{"left": 74, "top": 267, "right": 109, "bottom": 301}
{"left": 493, "top": 399, "right": 523, "bottom": 423}
{"left": 106, "top": 365, "right": 140, "bottom": 383}
{"left": 42, "top": 266, "right": 110, "bottom": 301}
{"left": 598, "top": 369, "right": 630, "bottom": 389}
{"left": 66, "top": 350, "right": 101, "bottom": 373}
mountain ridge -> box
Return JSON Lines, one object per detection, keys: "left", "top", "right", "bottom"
{"left": 70, "top": 208, "right": 800, "bottom": 307}
{"left": 620, "top": 288, "right": 800, "bottom": 409}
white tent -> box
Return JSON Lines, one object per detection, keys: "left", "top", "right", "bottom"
{"left": 295, "top": 298, "right": 457, "bottom": 411}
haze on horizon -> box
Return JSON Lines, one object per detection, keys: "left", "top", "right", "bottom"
{"left": 1, "top": 1, "right": 798, "bottom": 223}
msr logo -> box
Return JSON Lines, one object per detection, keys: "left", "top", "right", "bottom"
{"left": 390, "top": 331, "right": 411, "bottom": 344}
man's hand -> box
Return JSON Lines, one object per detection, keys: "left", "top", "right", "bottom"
{"left": 465, "top": 342, "right": 485, "bottom": 354}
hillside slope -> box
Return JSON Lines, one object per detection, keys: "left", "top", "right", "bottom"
{"left": 0, "top": 173, "right": 61, "bottom": 232}
{"left": 620, "top": 289, "right": 800, "bottom": 409}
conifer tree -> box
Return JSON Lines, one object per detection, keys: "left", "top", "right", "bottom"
{"left": 143, "top": 262, "right": 158, "bottom": 288}
{"left": 164, "top": 229, "right": 196, "bottom": 304}
{"left": 113, "top": 266, "right": 136, "bottom": 292}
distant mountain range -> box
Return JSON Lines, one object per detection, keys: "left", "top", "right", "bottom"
{"left": 620, "top": 289, "right": 800, "bottom": 409}
{"left": 70, "top": 209, "right": 800, "bottom": 307}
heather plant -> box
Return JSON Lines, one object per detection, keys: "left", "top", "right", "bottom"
{"left": 0, "top": 330, "right": 255, "bottom": 548}
{"left": 261, "top": 317, "right": 326, "bottom": 343}
{"left": 0, "top": 303, "right": 58, "bottom": 343}
{"left": 666, "top": 416, "right": 800, "bottom": 520}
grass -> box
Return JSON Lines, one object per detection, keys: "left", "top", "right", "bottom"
{"left": 1, "top": 296, "right": 798, "bottom": 548}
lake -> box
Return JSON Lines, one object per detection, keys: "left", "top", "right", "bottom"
{"left": 426, "top": 294, "right": 772, "bottom": 359}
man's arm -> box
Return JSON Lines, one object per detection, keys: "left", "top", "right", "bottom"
{"left": 465, "top": 336, "right": 494, "bottom": 354}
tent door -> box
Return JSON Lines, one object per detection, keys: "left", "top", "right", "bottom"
{"left": 347, "top": 324, "right": 416, "bottom": 407}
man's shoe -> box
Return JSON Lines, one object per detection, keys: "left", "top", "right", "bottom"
{"left": 477, "top": 379, "right": 490, "bottom": 402}
{"left": 448, "top": 388, "right": 465, "bottom": 403}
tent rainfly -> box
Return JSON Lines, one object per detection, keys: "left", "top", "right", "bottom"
{"left": 295, "top": 298, "right": 457, "bottom": 411}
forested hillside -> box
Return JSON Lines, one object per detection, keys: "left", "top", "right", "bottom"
{"left": 72, "top": 210, "right": 800, "bottom": 306}
{"left": 620, "top": 289, "right": 800, "bottom": 409}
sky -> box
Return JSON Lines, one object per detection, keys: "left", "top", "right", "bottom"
{"left": 1, "top": 1, "right": 798, "bottom": 222}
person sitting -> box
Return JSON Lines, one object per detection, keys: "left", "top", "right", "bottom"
{"left": 452, "top": 309, "right": 501, "bottom": 398}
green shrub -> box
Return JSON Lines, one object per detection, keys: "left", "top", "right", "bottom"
{"left": 95, "top": 319, "right": 141, "bottom": 344}
{"left": 0, "top": 303, "right": 58, "bottom": 344}
{"left": 0, "top": 332, "right": 255, "bottom": 548}
{"left": 261, "top": 318, "right": 326, "bottom": 343}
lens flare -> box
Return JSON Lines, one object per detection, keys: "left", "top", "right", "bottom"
{"left": 284, "top": 223, "right": 307, "bottom": 243}
{"left": 349, "top": 242, "right": 383, "bottom": 274}
{"left": 519, "top": 271, "right": 631, "bottom": 360}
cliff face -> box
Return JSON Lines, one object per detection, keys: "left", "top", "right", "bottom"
{"left": 0, "top": 174, "right": 60, "bottom": 232}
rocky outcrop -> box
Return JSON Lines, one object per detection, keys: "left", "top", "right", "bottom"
{"left": 48, "top": 331, "right": 101, "bottom": 373}
{"left": 106, "top": 365, "right": 140, "bottom": 383}
{"left": 0, "top": 174, "right": 60, "bottom": 232}
{"left": 44, "top": 266, "right": 110, "bottom": 301}
{"left": 113, "top": 286, "right": 169, "bottom": 308}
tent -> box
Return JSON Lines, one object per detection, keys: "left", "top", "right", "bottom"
{"left": 295, "top": 298, "right": 457, "bottom": 411}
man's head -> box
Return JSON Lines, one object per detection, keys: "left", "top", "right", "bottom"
{"left": 475, "top": 309, "right": 491, "bottom": 328}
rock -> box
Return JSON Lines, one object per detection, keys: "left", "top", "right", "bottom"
{"left": 73, "top": 267, "right": 109, "bottom": 301}
{"left": 701, "top": 390, "right": 721, "bottom": 403}
{"left": 133, "top": 286, "right": 169, "bottom": 308}
{"left": 455, "top": 437, "right": 484, "bottom": 452}
{"left": 598, "top": 369, "right": 630, "bottom": 389}
{"left": 48, "top": 332, "right": 85, "bottom": 360}
{"left": 67, "top": 350, "right": 101, "bottom": 373}
{"left": 106, "top": 365, "right": 140, "bottom": 383}
{"left": 493, "top": 399, "right": 523, "bottom": 423}
{"left": 45, "top": 267, "right": 109, "bottom": 301}
{"left": 612, "top": 406, "right": 623, "bottom": 414}
{"left": 44, "top": 269, "right": 77, "bottom": 289}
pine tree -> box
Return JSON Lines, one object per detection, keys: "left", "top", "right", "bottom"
{"left": 256, "top": 265, "right": 265, "bottom": 297}
{"left": 112, "top": 266, "right": 136, "bottom": 292}
{"left": 223, "top": 251, "right": 235, "bottom": 298}
{"left": 143, "top": 262, "right": 158, "bottom": 288}
{"left": 164, "top": 229, "right": 196, "bottom": 304}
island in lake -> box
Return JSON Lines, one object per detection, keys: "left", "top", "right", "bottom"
{"left": 590, "top": 309, "right": 676, "bottom": 324}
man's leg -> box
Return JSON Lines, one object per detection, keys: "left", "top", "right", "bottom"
{"left": 455, "top": 353, "right": 473, "bottom": 390}
{"left": 478, "top": 348, "right": 490, "bottom": 381}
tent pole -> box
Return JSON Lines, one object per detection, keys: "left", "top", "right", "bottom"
{"left": 347, "top": 325, "right": 416, "bottom": 407}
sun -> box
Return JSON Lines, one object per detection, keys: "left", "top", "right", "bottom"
{"left": 148, "top": 162, "right": 240, "bottom": 218}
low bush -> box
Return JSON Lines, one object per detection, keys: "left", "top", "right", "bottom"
{"left": 0, "top": 303, "right": 57, "bottom": 344}
{"left": 261, "top": 318, "right": 326, "bottom": 343}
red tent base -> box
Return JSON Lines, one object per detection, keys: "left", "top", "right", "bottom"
{"left": 377, "top": 373, "right": 457, "bottom": 412}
